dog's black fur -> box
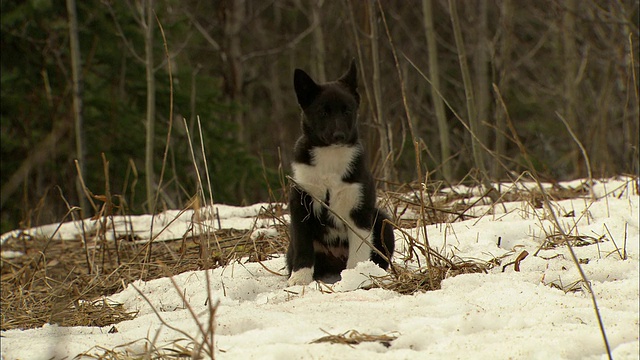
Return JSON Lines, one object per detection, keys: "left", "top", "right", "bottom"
{"left": 286, "top": 60, "right": 394, "bottom": 286}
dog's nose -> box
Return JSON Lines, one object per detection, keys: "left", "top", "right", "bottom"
{"left": 332, "top": 132, "right": 346, "bottom": 143}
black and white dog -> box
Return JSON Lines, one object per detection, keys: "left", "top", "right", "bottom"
{"left": 286, "top": 60, "right": 395, "bottom": 286}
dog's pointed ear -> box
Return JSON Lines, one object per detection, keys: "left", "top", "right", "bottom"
{"left": 294, "top": 69, "right": 320, "bottom": 109}
{"left": 338, "top": 59, "right": 358, "bottom": 94}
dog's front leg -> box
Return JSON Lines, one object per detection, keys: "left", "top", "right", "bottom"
{"left": 287, "top": 189, "right": 317, "bottom": 286}
{"left": 287, "top": 230, "right": 315, "bottom": 286}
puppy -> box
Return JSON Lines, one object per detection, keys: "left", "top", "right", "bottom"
{"left": 286, "top": 59, "right": 394, "bottom": 286}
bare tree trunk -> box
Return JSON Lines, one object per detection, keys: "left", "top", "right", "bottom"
{"left": 621, "top": 8, "right": 640, "bottom": 177}
{"left": 189, "top": 64, "right": 201, "bottom": 135}
{"left": 369, "top": 0, "right": 392, "bottom": 184}
{"left": 311, "top": 0, "right": 326, "bottom": 83}
{"left": 474, "top": 0, "right": 489, "bottom": 165}
{"left": 422, "top": 0, "right": 452, "bottom": 182}
{"left": 449, "top": 0, "right": 495, "bottom": 198}
{"left": 143, "top": 0, "right": 156, "bottom": 212}
{"left": 66, "top": 0, "right": 88, "bottom": 217}
{"left": 224, "top": 0, "right": 246, "bottom": 144}
{"left": 493, "top": 0, "right": 513, "bottom": 179}
{"left": 562, "top": 0, "right": 580, "bottom": 177}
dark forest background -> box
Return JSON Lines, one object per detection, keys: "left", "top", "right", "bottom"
{"left": 1, "top": 0, "right": 638, "bottom": 234}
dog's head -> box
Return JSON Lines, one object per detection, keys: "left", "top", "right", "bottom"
{"left": 294, "top": 60, "right": 360, "bottom": 146}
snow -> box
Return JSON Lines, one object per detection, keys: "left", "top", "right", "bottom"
{"left": 1, "top": 177, "right": 639, "bottom": 360}
{"left": 0, "top": 203, "right": 279, "bottom": 250}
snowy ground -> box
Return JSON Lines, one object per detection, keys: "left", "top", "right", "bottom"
{"left": 1, "top": 177, "right": 638, "bottom": 359}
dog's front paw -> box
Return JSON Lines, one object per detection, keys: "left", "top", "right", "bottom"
{"left": 287, "top": 267, "right": 314, "bottom": 286}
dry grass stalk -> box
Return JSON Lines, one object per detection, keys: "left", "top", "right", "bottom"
{"left": 80, "top": 338, "right": 201, "bottom": 360}
{"left": 366, "top": 257, "right": 492, "bottom": 295}
{"left": 546, "top": 277, "right": 584, "bottom": 294}
{"left": 540, "top": 234, "right": 605, "bottom": 250}
{"left": 311, "top": 329, "right": 398, "bottom": 348}
{"left": 53, "top": 299, "right": 137, "bottom": 328}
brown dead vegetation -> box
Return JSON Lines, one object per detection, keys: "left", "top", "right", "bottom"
{"left": 1, "top": 224, "right": 288, "bottom": 331}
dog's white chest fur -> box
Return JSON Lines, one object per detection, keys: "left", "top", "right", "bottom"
{"left": 292, "top": 145, "right": 362, "bottom": 224}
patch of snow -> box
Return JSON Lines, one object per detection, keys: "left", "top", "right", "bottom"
{"left": 1, "top": 250, "right": 23, "bottom": 259}
{"left": 1, "top": 177, "right": 638, "bottom": 360}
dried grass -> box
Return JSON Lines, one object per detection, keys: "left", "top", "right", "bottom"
{"left": 79, "top": 339, "right": 202, "bottom": 360}
{"left": 311, "top": 329, "right": 399, "bottom": 348}
{"left": 374, "top": 177, "right": 595, "bottom": 295}
{"left": 541, "top": 233, "right": 606, "bottom": 250}
{"left": 1, "top": 219, "right": 288, "bottom": 331}
{"left": 366, "top": 256, "right": 494, "bottom": 295}
{"left": 386, "top": 179, "right": 590, "bottom": 229}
